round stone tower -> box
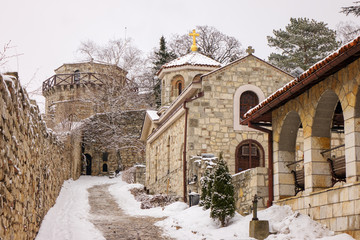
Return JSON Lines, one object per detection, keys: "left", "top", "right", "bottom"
{"left": 42, "top": 61, "right": 127, "bottom": 130}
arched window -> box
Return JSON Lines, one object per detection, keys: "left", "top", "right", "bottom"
{"left": 171, "top": 75, "right": 184, "bottom": 97}
{"left": 240, "top": 91, "right": 259, "bottom": 118}
{"left": 74, "top": 70, "right": 80, "bottom": 83}
{"left": 235, "top": 140, "right": 264, "bottom": 173}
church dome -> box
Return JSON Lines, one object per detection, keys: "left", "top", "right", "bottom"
{"left": 157, "top": 51, "right": 221, "bottom": 75}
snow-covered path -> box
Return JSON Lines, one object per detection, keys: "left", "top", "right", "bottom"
{"left": 88, "top": 184, "right": 173, "bottom": 240}
{"left": 36, "top": 176, "right": 354, "bottom": 240}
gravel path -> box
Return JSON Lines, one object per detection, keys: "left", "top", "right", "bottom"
{"left": 88, "top": 184, "right": 174, "bottom": 240}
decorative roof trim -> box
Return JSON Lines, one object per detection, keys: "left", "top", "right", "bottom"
{"left": 201, "top": 54, "right": 293, "bottom": 80}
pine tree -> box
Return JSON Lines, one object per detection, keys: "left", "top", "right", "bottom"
{"left": 200, "top": 169, "right": 214, "bottom": 210}
{"left": 341, "top": 1, "right": 360, "bottom": 17}
{"left": 210, "top": 153, "right": 235, "bottom": 227}
{"left": 153, "top": 36, "right": 177, "bottom": 72}
{"left": 152, "top": 36, "right": 176, "bottom": 107}
{"left": 267, "top": 18, "right": 340, "bottom": 73}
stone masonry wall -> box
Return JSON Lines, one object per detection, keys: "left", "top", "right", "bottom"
{"left": 145, "top": 113, "right": 185, "bottom": 198}
{"left": 82, "top": 110, "right": 146, "bottom": 176}
{"left": 187, "top": 55, "right": 293, "bottom": 174}
{"left": 275, "top": 183, "right": 360, "bottom": 239}
{"left": 0, "top": 73, "right": 74, "bottom": 239}
{"left": 232, "top": 167, "right": 269, "bottom": 215}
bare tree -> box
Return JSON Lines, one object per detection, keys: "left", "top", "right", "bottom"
{"left": 74, "top": 40, "right": 152, "bottom": 168}
{"left": 168, "top": 25, "right": 245, "bottom": 64}
{"left": 337, "top": 21, "right": 360, "bottom": 44}
{"left": 80, "top": 77, "right": 147, "bottom": 153}
{"left": 77, "top": 38, "right": 149, "bottom": 82}
{"left": 0, "top": 41, "right": 22, "bottom": 69}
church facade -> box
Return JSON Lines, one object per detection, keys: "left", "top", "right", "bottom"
{"left": 140, "top": 32, "right": 293, "bottom": 202}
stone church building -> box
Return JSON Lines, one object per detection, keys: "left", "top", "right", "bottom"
{"left": 140, "top": 32, "right": 293, "bottom": 203}
{"left": 42, "top": 61, "right": 145, "bottom": 176}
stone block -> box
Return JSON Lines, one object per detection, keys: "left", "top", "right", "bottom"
{"left": 348, "top": 215, "right": 360, "bottom": 230}
{"left": 343, "top": 201, "right": 355, "bottom": 216}
{"left": 333, "top": 203, "right": 343, "bottom": 217}
{"left": 336, "top": 216, "right": 348, "bottom": 231}
{"left": 328, "top": 190, "right": 340, "bottom": 204}
{"left": 249, "top": 220, "right": 269, "bottom": 240}
{"left": 320, "top": 206, "right": 327, "bottom": 219}
{"left": 340, "top": 187, "right": 349, "bottom": 202}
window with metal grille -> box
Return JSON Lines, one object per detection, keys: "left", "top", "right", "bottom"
{"left": 240, "top": 91, "right": 259, "bottom": 118}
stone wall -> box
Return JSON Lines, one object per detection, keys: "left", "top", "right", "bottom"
{"left": 275, "top": 182, "right": 360, "bottom": 238}
{"left": 232, "top": 167, "right": 269, "bottom": 215}
{"left": 0, "top": 73, "right": 75, "bottom": 239}
{"left": 82, "top": 110, "right": 146, "bottom": 176}
{"left": 145, "top": 113, "right": 185, "bottom": 198}
{"left": 187, "top": 55, "right": 293, "bottom": 174}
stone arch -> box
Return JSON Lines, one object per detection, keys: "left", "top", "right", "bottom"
{"left": 312, "top": 90, "right": 341, "bottom": 138}
{"left": 102, "top": 163, "right": 108, "bottom": 172}
{"left": 233, "top": 84, "right": 265, "bottom": 130}
{"left": 84, "top": 153, "right": 92, "bottom": 175}
{"left": 310, "top": 89, "right": 344, "bottom": 190}
{"left": 235, "top": 139, "right": 264, "bottom": 173}
{"left": 276, "top": 111, "right": 303, "bottom": 197}
{"left": 354, "top": 87, "right": 360, "bottom": 118}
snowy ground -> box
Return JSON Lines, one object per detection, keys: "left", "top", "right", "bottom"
{"left": 36, "top": 176, "right": 354, "bottom": 240}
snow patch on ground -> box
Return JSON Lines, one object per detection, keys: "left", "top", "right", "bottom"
{"left": 36, "top": 176, "right": 122, "bottom": 240}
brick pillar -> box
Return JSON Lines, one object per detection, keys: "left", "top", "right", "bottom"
{"left": 344, "top": 117, "right": 360, "bottom": 183}
{"left": 304, "top": 136, "right": 332, "bottom": 193}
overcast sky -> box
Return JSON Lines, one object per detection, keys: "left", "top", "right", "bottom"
{"left": 1, "top": 0, "right": 358, "bottom": 111}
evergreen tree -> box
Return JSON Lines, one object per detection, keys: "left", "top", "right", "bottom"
{"left": 152, "top": 36, "right": 176, "bottom": 107}
{"left": 267, "top": 18, "right": 340, "bottom": 73}
{"left": 210, "top": 153, "right": 235, "bottom": 227}
{"left": 153, "top": 36, "right": 177, "bottom": 72}
{"left": 200, "top": 169, "right": 214, "bottom": 210}
{"left": 341, "top": 1, "right": 360, "bottom": 17}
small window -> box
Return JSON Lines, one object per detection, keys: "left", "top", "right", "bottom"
{"left": 74, "top": 70, "right": 80, "bottom": 83}
{"left": 240, "top": 91, "right": 259, "bottom": 118}
{"left": 102, "top": 152, "right": 109, "bottom": 162}
{"left": 177, "top": 81, "right": 183, "bottom": 95}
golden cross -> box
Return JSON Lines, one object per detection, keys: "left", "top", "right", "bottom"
{"left": 189, "top": 29, "right": 199, "bottom": 52}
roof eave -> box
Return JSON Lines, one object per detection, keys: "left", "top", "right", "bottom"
{"left": 241, "top": 38, "right": 360, "bottom": 125}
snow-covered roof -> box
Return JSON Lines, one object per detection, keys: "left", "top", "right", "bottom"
{"left": 158, "top": 52, "right": 221, "bottom": 75}
{"left": 146, "top": 110, "right": 159, "bottom": 121}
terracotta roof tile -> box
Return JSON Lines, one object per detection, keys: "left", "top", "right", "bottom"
{"left": 243, "top": 35, "right": 360, "bottom": 120}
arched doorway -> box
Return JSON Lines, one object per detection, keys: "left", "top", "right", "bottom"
{"left": 85, "top": 154, "right": 92, "bottom": 175}
{"left": 102, "top": 163, "right": 108, "bottom": 172}
{"left": 235, "top": 140, "right": 264, "bottom": 173}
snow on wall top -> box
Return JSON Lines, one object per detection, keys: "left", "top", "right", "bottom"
{"left": 147, "top": 110, "right": 159, "bottom": 121}
{"left": 160, "top": 52, "right": 221, "bottom": 71}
